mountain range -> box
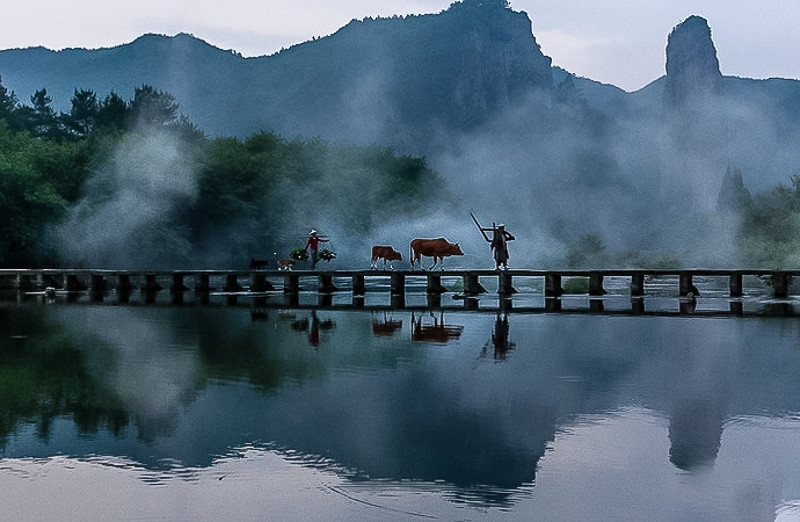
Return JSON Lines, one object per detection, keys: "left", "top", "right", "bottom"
{"left": 2, "top": 0, "right": 800, "bottom": 261}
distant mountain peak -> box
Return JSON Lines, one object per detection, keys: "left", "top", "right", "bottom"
{"left": 664, "top": 15, "right": 722, "bottom": 107}
{"left": 448, "top": 0, "right": 511, "bottom": 10}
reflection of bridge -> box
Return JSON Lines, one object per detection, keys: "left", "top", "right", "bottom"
{"left": 1, "top": 268, "right": 797, "bottom": 298}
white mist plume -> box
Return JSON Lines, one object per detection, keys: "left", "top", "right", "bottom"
{"left": 54, "top": 130, "right": 198, "bottom": 269}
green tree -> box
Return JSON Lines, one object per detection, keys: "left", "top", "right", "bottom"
{"left": 65, "top": 88, "right": 99, "bottom": 138}
{"left": 96, "top": 91, "right": 129, "bottom": 131}
{"left": 0, "top": 75, "right": 17, "bottom": 120}
{"left": 28, "top": 88, "right": 62, "bottom": 139}
{"left": 0, "top": 122, "right": 67, "bottom": 265}
{"left": 128, "top": 84, "right": 179, "bottom": 128}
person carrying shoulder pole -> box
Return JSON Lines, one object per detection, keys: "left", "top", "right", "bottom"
{"left": 471, "top": 213, "right": 515, "bottom": 270}
{"left": 304, "top": 229, "right": 329, "bottom": 271}
{"left": 489, "top": 223, "right": 515, "bottom": 270}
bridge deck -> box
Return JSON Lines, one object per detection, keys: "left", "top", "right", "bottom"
{"left": 0, "top": 268, "right": 795, "bottom": 298}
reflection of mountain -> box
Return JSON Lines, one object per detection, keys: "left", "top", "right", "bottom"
{"left": 2, "top": 305, "right": 800, "bottom": 504}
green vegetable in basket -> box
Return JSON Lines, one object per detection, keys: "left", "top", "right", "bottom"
{"left": 318, "top": 249, "right": 336, "bottom": 261}
{"left": 290, "top": 247, "right": 309, "bottom": 261}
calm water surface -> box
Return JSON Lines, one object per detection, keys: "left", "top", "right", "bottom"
{"left": 2, "top": 288, "right": 800, "bottom": 521}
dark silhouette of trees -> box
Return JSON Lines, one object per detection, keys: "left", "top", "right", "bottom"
{"left": 0, "top": 75, "right": 16, "bottom": 120}
{"left": 28, "top": 88, "right": 62, "bottom": 139}
{"left": 128, "top": 84, "right": 179, "bottom": 128}
{"left": 65, "top": 89, "right": 99, "bottom": 138}
{"left": 96, "top": 91, "right": 129, "bottom": 131}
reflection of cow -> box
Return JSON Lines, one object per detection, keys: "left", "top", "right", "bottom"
{"left": 410, "top": 238, "right": 464, "bottom": 270}
{"left": 371, "top": 245, "right": 403, "bottom": 270}
{"left": 372, "top": 312, "right": 403, "bottom": 337}
{"left": 411, "top": 311, "right": 464, "bottom": 344}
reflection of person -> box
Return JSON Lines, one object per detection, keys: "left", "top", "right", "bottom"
{"left": 308, "top": 310, "right": 320, "bottom": 347}
{"left": 490, "top": 312, "right": 516, "bottom": 359}
{"left": 304, "top": 229, "right": 329, "bottom": 271}
{"left": 481, "top": 224, "right": 515, "bottom": 270}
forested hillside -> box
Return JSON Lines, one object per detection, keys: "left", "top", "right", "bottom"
{"left": 4, "top": 0, "right": 800, "bottom": 268}
{"left": 0, "top": 79, "right": 448, "bottom": 268}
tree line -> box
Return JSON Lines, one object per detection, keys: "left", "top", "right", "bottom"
{"left": 0, "top": 76, "right": 446, "bottom": 268}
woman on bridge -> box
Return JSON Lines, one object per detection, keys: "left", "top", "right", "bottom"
{"left": 304, "top": 229, "right": 329, "bottom": 270}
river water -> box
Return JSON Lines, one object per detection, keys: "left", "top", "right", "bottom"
{"left": 2, "top": 281, "right": 800, "bottom": 521}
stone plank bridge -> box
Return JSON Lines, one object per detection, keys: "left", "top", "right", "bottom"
{"left": 0, "top": 268, "right": 795, "bottom": 299}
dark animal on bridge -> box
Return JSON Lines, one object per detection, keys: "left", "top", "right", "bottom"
{"left": 411, "top": 311, "right": 464, "bottom": 344}
{"left": 372, "top": 312, "right": 403, "bottom": 337}
{"left": 274, "top": 253, "right": 295, "bottom": 271}
{"left": 371, "top": 245, "right": 403, "bottom": 270}
{"left": 250, "top": 257, "right": 269, "bottom": 270}
{"left": 410, "top": 238, "right": 464, "bottom": 270}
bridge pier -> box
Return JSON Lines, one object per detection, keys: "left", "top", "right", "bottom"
{"left": 463, "top": 273, "right": 487, "bottom": 295}
{"left": 544, "top": 274, "right": 563, "bottom": 297}
{"left": 499, "top": 272, "right": 517, "bottom": 295}
{"left": 463, "top": 297, "right": 479, "bottom": 310}
{"left": 589, "top": 273, "right": 607, "bottom": 296}
{"left": 283, "top": 292, "right": 299, "bottom": 307}
{"left": 90, "top": 274, "right": 107, "bottom": 293}
{"left": 318, "top": 274, "right": 338, "bottom": 294}
{"left": 545, "top": 298, "right": 561, "bottom": 312}
{"left": 679, "top": 272, "right": 698, "bottom": 296}
{"left": 194, "top": 273, "right": 212, "bottom": 292}
{"left": 630, "top": 273, "right": 645, "bottom": 296}
{"left": 223, "top": 274, "right": 243, "bottom": 292}
{"left": 352, "top": 274, "right": 366, "bottom": 296}
{"left": 32, "top": 272, "right": 46, "bottom": 290}
{"left": 729, "top": 272, "right": 743, "bottom": 298}
{"left": 14, "top": 273, "right": 35, "bottom": 290}
{"left": 426, "top": 275, "right": 447, "bottom": 294}
{"left": 64, "top": 274, "right": 87, "bottom": 291}
{"left": 171, "top": 273, "right": 189, "bottom": 292}
{"left": 390, "top": 273, "right": 405, "bottom": 295}
{"left": 250, "top": 273, "right": 275, "bottom": 292}
{"left": 143, "top": 274, "right": 162, "bottom": 292}
{"left": 284, "top": 274, "right": 300, "bottom": 294}
{"left": 116, "top": 273, "right": 136, "bottom": 292}
{"left": 117, "top": 289, "right": 131, "bottom": 304}
{"left": 43, "top": 274, "right": 62, "bottom": 289}
{"left": 772, "top": 272, "right": 789, "bottom": 299}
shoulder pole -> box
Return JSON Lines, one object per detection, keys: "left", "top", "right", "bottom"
{"left": 470, "top": 212, "right": 491, "bottom": 242}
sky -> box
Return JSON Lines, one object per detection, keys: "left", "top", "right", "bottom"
{"left": 1, "top": 1, "right": 799, "bottom": 92}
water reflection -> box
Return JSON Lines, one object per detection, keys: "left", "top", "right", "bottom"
{"left": 411, "top": 311, "right": 464, "bottom": 344}
{"left": 371, "top": 312, "right": 403, "bottom": 337}
{"left": 482, "top": 312, "right": 516, "bottom": 359}
{"left": 2, "top": 302, "right": 800, "bottom": 515}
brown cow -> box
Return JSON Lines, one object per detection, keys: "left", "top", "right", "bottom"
{"left": 410, "top": 238, "right": 464, "bottom": 270}
{"left": 371, "top": 245, "right": 403, "bottom": 270}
